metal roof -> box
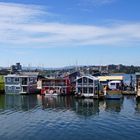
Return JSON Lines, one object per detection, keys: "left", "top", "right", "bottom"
{"left": 98, "top": 76, "right": 123, "bottom": 82}
{"left": 135, "top": 72, "right": 140, "bottom": 75}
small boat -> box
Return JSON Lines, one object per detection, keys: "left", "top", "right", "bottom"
{"left": 104, "top": 81, "right": 123, "bottom": 100}
{"left": 45, "top": 93, "right": 58, "bottom": 96}
{"left": 45, "top": 89, "right": 59, "bottom": 96}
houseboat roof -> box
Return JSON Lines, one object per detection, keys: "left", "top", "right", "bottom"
{"left": 108, "top": 80, "right": 122, "bottom": 83}
{"left": 5, "top": 72, "right": 39, "bottom": 78}
{"left": 39, "top": 77, "right": 68, "bottom": 81}
{"left": 76, "top": 75, "right": 99, "bottom": 81}
{"left": 98, "top": 76, "right": 123, "bottom": 82}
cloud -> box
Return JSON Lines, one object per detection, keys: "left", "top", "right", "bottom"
{"left": 0, "top": 2, "right": 140, "bottom": 48}
{"left": 0, "top": 2, "right": 48, "bottom": 23}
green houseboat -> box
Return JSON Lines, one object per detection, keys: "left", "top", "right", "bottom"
{"left": 0, "top": 75, "right": 5, "bottom": 93}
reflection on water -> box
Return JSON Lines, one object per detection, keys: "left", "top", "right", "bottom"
{"left": 0, "top": 94, "right": 124, "bottom": 115}
{"left": 0, "top": 95, "right": 140, "bottom": 140}
{"left": 0, "top": 94, "right": 38, "bottom": 112}
{"left": 105, "top": 100, "right": 123, "bottom": 113}
{"left": 74, "top": 99, "right": 99, "bottom": 117}
{"left": 136, "top": 100, "right": 140, "bottom": 113}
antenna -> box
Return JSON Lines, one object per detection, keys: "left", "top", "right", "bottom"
{"left": 76, "top": 60, "right": 78, "bottom": 71}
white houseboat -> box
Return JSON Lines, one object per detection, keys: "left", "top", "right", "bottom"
{"left": 4, "top": 72, "right": 38, "bottom": 94}
{"left": 75, "top": 75, "right": 100, "bottom": 98}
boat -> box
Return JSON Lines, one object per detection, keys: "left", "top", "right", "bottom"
{"left": 45, "top": 89, "right": 59, "bottom": 96}
{"left": 104, "top": 81, "right": 123, "bottom": 100}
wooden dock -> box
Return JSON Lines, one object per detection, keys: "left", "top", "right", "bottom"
{"left": 122, "top": 91, "right": 136, "bottom": 95}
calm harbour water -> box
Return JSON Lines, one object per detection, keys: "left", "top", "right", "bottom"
{"left": 0, "top": 95, "right": 140, "bottom": 140}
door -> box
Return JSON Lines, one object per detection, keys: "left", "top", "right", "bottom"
{"left": 22, "top": 78, "right": 28, "bottom": 85}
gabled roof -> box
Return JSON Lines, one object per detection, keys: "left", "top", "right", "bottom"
{"left": 76, "top": 75, "right": 99, "bottom": 81}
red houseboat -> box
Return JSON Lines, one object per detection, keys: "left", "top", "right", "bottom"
{"left": 37, "top": 78, "right": 71, "bottom": 95}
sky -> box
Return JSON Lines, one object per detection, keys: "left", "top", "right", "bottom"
{"left": 0, "top": 0, "right": 140, "bottom": 68}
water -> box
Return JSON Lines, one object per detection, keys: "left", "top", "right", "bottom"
{"left": 0, "top": 95, "right": 140, "bottom": 140}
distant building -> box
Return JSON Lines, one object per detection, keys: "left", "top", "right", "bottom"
{"left": 99, "top": 65, "right": 109, "bottom": 74}
{"left": 10, "top": 63, "right": 22, "bottom": 73}
{"left": 4, "top": 72, "right": 38, "bottom": 94}
{"left": 11, "top": 65, "right": 17, "bottom": 73}
{"left": 0, "top": 69, "right": 10, "bottom": 75}
{"left": 16, "top": 63, "right": 22, "bottom": 71}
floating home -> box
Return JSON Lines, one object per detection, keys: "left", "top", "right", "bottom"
{"left": 98, "top": 76, "right": 124, "bottom": 100}
{"left": 4, "top": 72, "right": 38, "bottom": 94}
{"left": 0, "top": 75, "right": 4, "bottom": 93}
{"left": 136, "top": 73, "right": 140, "bottom": 99}
{"left": 75, "top": 75, "right": 100, "bottom": 98}
{"left": 98, "top": 76, "right": 123, "bottom": 87}
{"left": 37, "top": 78, "right": 71, "bottom": 95}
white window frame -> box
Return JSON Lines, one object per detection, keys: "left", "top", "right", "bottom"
{"left": 7, "top": 77, "right": 11, "bottom": 83}
{"left": 7, "top": 86, "right": 12, "bottom": 90}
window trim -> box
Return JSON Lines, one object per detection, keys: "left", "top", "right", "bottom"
{"left": 7, "top": 78, "right": 11, "bottom": 83}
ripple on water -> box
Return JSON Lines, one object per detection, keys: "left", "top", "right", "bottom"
{"left": 0, "top": 95, "right": 140, "bottom": 140}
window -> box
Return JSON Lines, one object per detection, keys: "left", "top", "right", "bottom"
{"left": 30, "top": 77, "right": 34, "bottom": 82}
{"left": 22, "top": 78, "right": 28, "bottom": 85}
{"left": 89, "top": 79, "right": 93, "bottom": 83}
{"left": 7, "top": 78, "right": 11, "bottom": 82}
{"left": 23, "top": 86, "right": 27, "bottom": 92}
{"left": 78, "top": 88, "right": 82, "bottom": 93}
{"left": 15, "top": 86, "right": 20, "bottom": 90}
{"left": 78, "top": 78, "right": 82, "bottom": 83}
{"left": 83, "top": 87, "right": 87, "bottom": 93}
{"left": 110, "top": 83, "right": 115, "bottom": 86}
{"left": 89, "top": 88, "right": 93, "bottom": 93}
{"left": 7, "top": 86, "right": 12, "bottom": 90}
{"left": 14, "top": 78, "right": 19, "bottom": 82}
{"left": 83, "top": 77, "right": 87, "bottom": 83}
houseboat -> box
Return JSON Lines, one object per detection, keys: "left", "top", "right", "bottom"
{"left": 0, "top": 75, "right": 4, "bottom": 93}
{"left": 4, "top": 72, "right": 38, "bottom": 94}
{"left": 98, "top": 76, "right": 124, "bottom": 87}
{"left": 136, "top": 73, "right": 140, "bottom": 100}
{"left": 75, "top": 75, "right": 100, "bottom": 98}
{"left": 37, "top": 78, "right": 71, "bottom": 96}
{"left": 104, "top": 81, "right": 123, "bottom": 100}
